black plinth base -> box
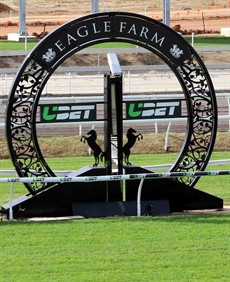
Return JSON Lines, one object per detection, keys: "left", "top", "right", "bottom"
{"left": 72, "top": 200, "right": 170, "bottom": 217}
{"left": 2, "top": 166, "right": 122, "bottom": 219}
{"left": 124, "top": 165, "right": 223, "bottom": 212}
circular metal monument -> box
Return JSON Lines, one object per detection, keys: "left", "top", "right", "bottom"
{"left": 6, "top": 12, "right": 217, "bottom": 195}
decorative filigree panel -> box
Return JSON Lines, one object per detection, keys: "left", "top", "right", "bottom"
{"left": 8, "top": 60, "right": 52, "bottom": 193}
{"left": 174, "top": 55, "right": 217, "bottom": 186}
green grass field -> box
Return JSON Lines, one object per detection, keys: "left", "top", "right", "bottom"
{"left": 185, "top": 35, "right": 230, "bottom": 46}
{"left": 0, "top": 214, "right": 229, "bottom": 281}
{"left": 0, "top": 36, "right": 229, "bottom": 50}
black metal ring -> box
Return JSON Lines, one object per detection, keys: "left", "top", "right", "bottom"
{"left": 6, "top": 12, "right": 217, "bottom": 194}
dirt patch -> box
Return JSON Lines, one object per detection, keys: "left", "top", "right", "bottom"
{"left": 1, "top": 50, "right": 229, "bottom": 69}
{"left": 0, "top": 0, "right": 229, "bottom": 37}
{"left": 0, "top": 1, "right": 229, "bottom": 67}
{"left": 0, "top": 3, "right": 15, "bottom": 14}
{"left": 0, "top": 16, "right": 229, "bottom": 38}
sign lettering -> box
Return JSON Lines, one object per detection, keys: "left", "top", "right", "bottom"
{"left": 39, "top": 99, "right": 182, "bottom": 124}
{"left": 40, "top": 104, "right": 96, "bottom": 123}
{"left": 126, "top": 100, "right": 181, "bottom": 119}
{"left": 34, "top": 15, "right": 190, "bottom": 68}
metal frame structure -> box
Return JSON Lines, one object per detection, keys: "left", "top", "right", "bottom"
{"left": 6, "top": 12, "right": 217, "bottom": 195}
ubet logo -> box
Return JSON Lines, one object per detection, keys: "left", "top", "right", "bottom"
{"left": 40, "top": 104, "right": 96, "bottom": 123}
{"left": 126, "top": 101, "right": 181, "bottom": 119}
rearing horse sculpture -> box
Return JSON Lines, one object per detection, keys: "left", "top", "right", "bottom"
{"left": 80, "top": 130, "right": 104, "bottom": 167}
{"left": 123, "top": 128, "right": 143, "bottom": 165}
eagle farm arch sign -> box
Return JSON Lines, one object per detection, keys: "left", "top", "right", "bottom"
{"left": 6, "top": 12, "right": 217, "bottom": 195}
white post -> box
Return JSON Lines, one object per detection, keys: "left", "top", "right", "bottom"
{"left": 9, "top": 10, "right": 13, "bottom": 22}
{"left": 24, "top": 28, "right": 27, "bottom": 50}
{"left": 227, "top": 97, "right": 230, "bottom": 132}
{"left": 155, "top": 122, "right": 158, "bottom": 134}
{"left": 68, "top": 72, "right": 71, "bottom": 95}
{"left": 164, "top": 121, "right": 172, "bottom": 151}
{"left": 192, "top": 32, "right": 195, "bottom": 47}
{"left": 9, "top": 182, "right": 15, "bottom": 220}
{"left": 45, "top": 81, "right": 48, "bottom": 94}
{"left": 137, "top": 177, "right": 145, "bottom": 216}
{"left": 4, "top": 74, "right": 7, "bottom": 96}
{"left": 123, "top": 168, "right": 126, "bottom": 202}
{"left": 79, "top": 124, "right": 82, "bottom": 136}
{"left": 128, "top": 71, "right": 130, "bottom": 93}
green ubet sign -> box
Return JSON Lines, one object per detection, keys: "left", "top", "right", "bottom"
{"left": 40, "top": 103, "right": 97, "bottom": 123}
{"left": 39, "top": 100, "right": 182, "bottom": 123}
{"left": 6, "top": 12, "right": 217, "bottom": 194}
{"left": 126, "top": 100, "right": 181, "bottom": 119}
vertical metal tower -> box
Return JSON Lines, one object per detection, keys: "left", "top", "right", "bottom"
{"left": 18, "top": 0, "right": 27, "bottom": 36}
{"left": 163, "top": 0, "right": 170, "bottom": 27}
{"left": 91, "top": 0, "right": 99, "bottom": 13}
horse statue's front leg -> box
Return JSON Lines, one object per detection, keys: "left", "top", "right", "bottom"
{"left": 137, "top": 133, "right": 143, "bottom": 141}
{"left": 80, "top": 136, "right": 86, "bottom": 143}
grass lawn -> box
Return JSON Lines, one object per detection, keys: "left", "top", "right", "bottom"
{"left": 0, "top": 215, "right": 229, "bottom": 281}
{"left": 0, "top": 36, "right": 229, "bottom": 50}
{"left": 0, "top": 40, "right": 38, "bottom": 51}
{"left": 185, "top": 35, "right": 230, "bottom": 46}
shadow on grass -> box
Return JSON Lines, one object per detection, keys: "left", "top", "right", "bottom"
{"left": 0, "top": 213, "right": 229, "bottom": 226}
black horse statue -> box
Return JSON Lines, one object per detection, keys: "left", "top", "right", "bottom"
{"left": 80, "top": 129, "right": 104, "bottom": 167}
{"left": 123, "top": 128, "right": 143, "bottom": 165}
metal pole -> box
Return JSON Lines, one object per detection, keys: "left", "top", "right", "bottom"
{"left": 163, "top": 0, "right": 170, "bottom": 27}
{"left": 24, "top": 28, "right": 27, "bottom": 50}
{"left": 164, "top": 121, "right": 171, "bottom": 151}
{"left": 68, "top": 72, "right": 71, "bottom": 94}
{"left": 128, "top": 71, "right": 130, "bottom": 93}
{"left": 9, "top": 10, "right": 13, "bottom": 22}
{"left": 0, "top": 171, "right": 229, "bottom": 183}
{"left": 91, "top": 0, "right": 99, "bottom": 13}
{"left": 4, "top": 74, "right": 7, "bottom": 96}
{"left": 9, "top": 182, "right": 15, "bottom": 220}
{"left": 202, "top": 12, "right": 206, "bottom": 33}
{"left": 19, "top": 0, "right": 27, "bottom": 36}
{"left": 79, "top": 124, "right": 82, "bottom": 136}
{"left": 192, "top": 32, "right": 195, "bottom": 47}
{"left": 155, "top": 122, "right": 158, "bottom": 134}
{"left": 137, "top": 178, "right": 145, "bottom": 216}
{"left": 227, "top": 97, "right": 230, "bottom": 131}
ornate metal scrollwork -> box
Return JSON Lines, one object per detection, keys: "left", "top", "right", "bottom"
{"left": 8, "top": 60, "right": 52, "bottom": 193}
{"left": 174, "top": 55, "right": 217, "bottom": 186}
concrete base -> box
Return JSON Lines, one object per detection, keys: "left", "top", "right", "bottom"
{"left": 7, "top": 33, "right": 37, "bottom": 42}
{"left": 221, "top": 28, "right": 230, "bottom": 37}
